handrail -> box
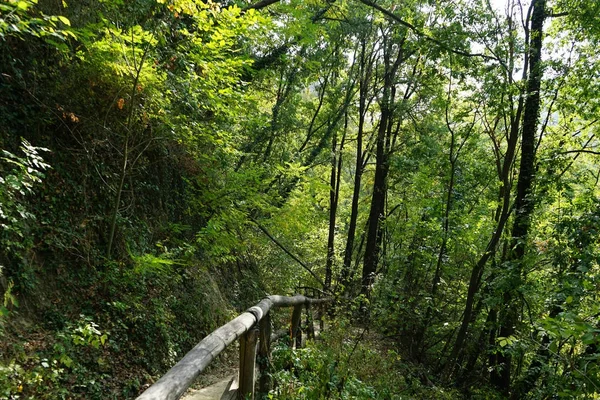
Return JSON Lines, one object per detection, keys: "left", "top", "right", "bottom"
{"left": 136, "top": 294, "right": 331, "bottom": 400}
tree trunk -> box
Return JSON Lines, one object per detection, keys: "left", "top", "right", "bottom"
{"left": 361, "top": 35, "right": 405, "bottom": 297}
{"left": 446, "top": 6, "right": 535, "bottom": 373}
{"left": 417, "top": 109, "right": 460, "bottom": 359}
{"left": 325, "top": 130, "right": 338, "bottom": 292}
{"left": 494, "top": 1, "right": 546, "bottom": 395}
{"left": 325, "top": 117, "right": 346, "bottom": 292}
{"left": 107, "top": 45, "right": 150, "bottom": 259}
{"left": 361, "top": 106, "right": 391, "bottom": 296}
{"left": 340, "top": 36, "right": 373, "bottom": 292}
{"left": 445, "top": 205, "right": 511, "bottom": 378}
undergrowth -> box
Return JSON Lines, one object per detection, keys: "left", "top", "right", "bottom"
{"left": 0, "top": 259, "right": 244, "bottom": 399}
{"left": 268, "top": 315, "right": 501, "bottom": 400}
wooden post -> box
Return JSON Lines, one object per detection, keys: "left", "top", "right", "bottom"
{"left": 306, "top": 302, "right": 315, "bottom": 340}
{"left": 319, "top": 302, "right": 324, "bottom": 331}
{"left": 258, "top": 312, "right": 272, "bottom": 398}
{"left": 239, "top": 326, "right": 259, "bottom": 400}
{"left": 290, "top": 304, "right": 302, "bottom": 349}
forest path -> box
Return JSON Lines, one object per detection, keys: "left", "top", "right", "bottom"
{"left": 181, "top": 375, "right": 237, "bottom": 400}
{"left": 180, "top": 345, "right": 239, "bottom": 400}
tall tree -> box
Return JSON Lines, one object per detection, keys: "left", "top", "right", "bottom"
{"left": 492, "top": 0, "right": 547, "bottom": 393}
{"left": 340, "top": 22, "right": 377, "bottom": 291}
{"left": 361, "top": 27, "right": 411, "bottom": 296}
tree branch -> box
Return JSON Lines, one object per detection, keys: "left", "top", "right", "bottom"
{"left": 548, "top": 11, "right": 568, "bottom": 18}
{"left": 242, "top": 0, "right": 279, "bottom": 11}
{"left": 559, "top": 149, "right": 600, "bottom": 156}
{"left": 250, "top": 218, "right": 326, "bottom": 288}
{"left": 357, "top": 0, "right": 499, "bottom": 62}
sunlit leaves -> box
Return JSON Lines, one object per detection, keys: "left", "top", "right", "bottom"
{"left": 0, "top": 0, "right": 75, "bottom": 44}
{"left": 0, "top": 140, "right": 50, "bottom": 256}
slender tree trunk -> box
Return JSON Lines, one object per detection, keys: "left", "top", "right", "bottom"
{"left": 416, "top": 106, "right": 463, "bottom": 359}
{"left": 431, "top": 136, "right": 457, "bottom": 301}
{"left": 445, "top": 203, "right": 511, "bottom": 377}
{"left": 446, "top": 14, "right": 531, "bottom": 374}
{"left": 325, "top": 135, "right": 337, "bottom": 291}
{"left": 325, "top": 117, "right": 346, "bottom": 292}
{"left": 495, "top": 1, "right": 546, "bottom": 394}
{"left": 341, "top": 37, "right": 372, "bottom": 291}
{"left": 263, "top": 69, "right": 296, "bottom": 162}
{"left": 340, "top": 118, "right": 363, "bottom": 290}
{"left": 107, "top": 46, "right": 150, "bottom": 259}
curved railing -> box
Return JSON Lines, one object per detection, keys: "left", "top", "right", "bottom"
{"left": 136, "top": 294, "right": 331, "bottom": 400}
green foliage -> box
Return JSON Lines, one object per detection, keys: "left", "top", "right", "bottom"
{"left": 0, "top": 315, "right": 109, "bottom": 399}
{"left": 270, "top": 331, "right": 379, "bottom": 399}
{"left": 1, "top": 0, "right": 600, "bottom": 398}
{"left": 68, "top": 315, "right": 109, "bottom": 349}
{"left": 0, "top": 280, "right": 17, "bottom": 322}
{"left": 270, "top": 315, "right": 463, "bottom": 399}
{"left": 130, "top": 251, "right": 179, "bottom": 282}
{"left": 0, "top": 0, "right": 74, "bottom": 44}
{"left": 0, "top": 139, "right": 49, "bottom": 268}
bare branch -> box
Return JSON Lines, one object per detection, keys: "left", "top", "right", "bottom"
{"left": 242, "top": 0, "right": 279, "bottom": 11}
{"left": 548, "top": 11, "right": 568, "bottom": 18}
{"left": 357, "top": 0, "right": 500, "bottom": 62}
{"left": 559, "top": 149, "right": 600, "bottom": 156}
{"left": 250, "top": 217, "right": 325, "bottom": 288}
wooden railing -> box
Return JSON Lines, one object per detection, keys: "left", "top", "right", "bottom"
{"left": 136, "top": 294, "right": 331, "bottom": 400}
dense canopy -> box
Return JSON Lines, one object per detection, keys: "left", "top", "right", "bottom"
{"left": 1, "top": 0, "right": 599, "bottom": 398}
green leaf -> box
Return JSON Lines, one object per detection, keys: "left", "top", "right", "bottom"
{"left": 60, "top": 354, "right": 73, "bottom": 367}
{"left": 565, "top": 295, "right": 573, "bottom": 304}
{"left": 57, "top": 15, "right": 70, "bottom": 26}
{"left": 582, "top": 332, "right": 596, "bottom": 345}
{"left": 16, "top": 1, "right": 30, "bottom": 10}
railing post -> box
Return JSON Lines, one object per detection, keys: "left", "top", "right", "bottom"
{"left": 319, "top": 301, "right": 325, "bottom": 332}
{"left": 306, "top": 302, "right": 315, "bottom": 340}
{"left": 291, "top": 303, "right": 303, "bottom": 349}
{"left": 239, "top": 326, "right": 259, "bottom": 400}
{"left": 257, "top": 311, "right": 272, "bottom": 398}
